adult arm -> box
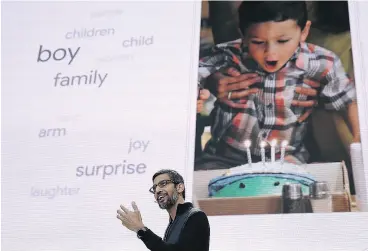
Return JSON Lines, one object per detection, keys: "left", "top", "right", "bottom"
{"left": 347, "top": 101, "right": 361, "bottom": 142}
{"left": 346, "top": 49, "right": 360, "bottom": 142}
{"left": 198, "top": 39, "right": 243, "bottom": 89}
{"left": 198, "top": 40, "right": 261, "bottom": 108}
{"left": 205, "top": 67, "right": 318, "bottom": 114}
{"left": 199, "top": 41, "right": 319, "bottom": 111}
{"left": 318, "top": 51, "right": 360, "bottom": 142}
{"left": 140, "top": 211, "right": 210, "bottom": 251}
{"left": 204, "top": 68, "right": 260, "bottom": 99}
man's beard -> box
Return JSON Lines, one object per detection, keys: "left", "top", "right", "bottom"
{"left": 157, "top": 190, "right": 179, "bottom": 210}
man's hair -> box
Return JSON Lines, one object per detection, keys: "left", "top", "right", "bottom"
{"left": 152, "top": 169, "right": 185, "bottom": 199}
{"left": 238, "top": 1, "right": 308, "bottom": 35}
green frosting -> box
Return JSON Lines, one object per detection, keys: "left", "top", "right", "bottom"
{"left": 212, "top": 176, "right": 310, "bottom": 197}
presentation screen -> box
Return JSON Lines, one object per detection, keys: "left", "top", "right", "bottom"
{"left": 2, "top": 1, "right": 368, "bottom": 251}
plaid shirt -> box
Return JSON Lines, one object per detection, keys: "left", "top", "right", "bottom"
{"left": 198, "top": 39, "right": 356, "bottom": 163}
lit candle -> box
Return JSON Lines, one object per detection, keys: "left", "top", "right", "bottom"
{"left": 244, "top": 140, "right": 252, "bottom": 167}
{"left": 280, "top": 140, "right": 288, "bottom": 165}
{"left": 271, "top": 139, "right": 277, "bottom": 163}
{"left": 260, "top": 141, "right": 266, "bottom": 166}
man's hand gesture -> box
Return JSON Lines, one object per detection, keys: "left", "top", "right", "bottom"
{"left": 117, "top": 201, "right": 145, "bottom": 233}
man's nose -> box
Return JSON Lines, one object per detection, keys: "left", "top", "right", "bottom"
{"left": 155, "top": 187, "right": 163, "bottom": 196}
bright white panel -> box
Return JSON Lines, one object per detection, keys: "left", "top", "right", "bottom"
{"left": 1, "top": 2, "right": 200, "bottom": 251}
{"left": 2, "top": 1, "right": 368, "bottom": 251}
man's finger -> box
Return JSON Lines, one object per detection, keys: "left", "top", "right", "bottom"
{"left": 229, "top": 88, "right": 259, "bottom": 99}
{"left": 218, "top": 77, "right": 259, "bottom": 95}
{"left": 295, "top": 87, "right": 318, "bottom": 97}
{"left": 291, "top": 100, "right": 316, "bottom": 108}
{"left": 233, "top": 73, "right": 259, "bottom": 83}
{"left": 131, "top": 201, "right": 139, "bottom": 212}
{"left": 120, "top": 205, "right": 129, "bottom": 214}
{"left": 226, "top": 77, "right": 261, "bottom": 91}
{"left": 117, "top": 214, "right": 128, "bottom": 225}
{"left": 225, "top": 67, "right": 241, "bottom": 77}
{"left": 131, "top": 201, "right": 143, "bottom": 221}
{"left": 117, "top": 209, "right": 126, "bottom": 217}
{"left": 117, "top": 214, "right": 124, "bottom": 221}
{"left": 118, "top": 216, "right": 129, "bottom": 227}
{"left": 221, "top": 73, "right": 259, "bottom": 86}
{"left": 218, "top": 88, "right": 259, "bottom": 100}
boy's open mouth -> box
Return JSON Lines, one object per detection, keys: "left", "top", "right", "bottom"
{"left": 265, "top": 60, "right": 278, "bottom": 67}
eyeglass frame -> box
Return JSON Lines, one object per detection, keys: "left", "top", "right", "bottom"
{"left": 149, "top": 179, "right": 179, "bottom": 194}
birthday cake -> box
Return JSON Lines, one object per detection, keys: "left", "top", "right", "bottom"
{"left": 208, "top": 141, "right": 317, "bottom": 198}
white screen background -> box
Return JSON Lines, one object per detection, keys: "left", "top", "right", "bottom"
{"left": 1, "top": 1, "right": 368, "bottom": 251}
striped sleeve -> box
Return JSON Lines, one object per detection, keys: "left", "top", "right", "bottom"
{"left": 318, "top": 53, "right": 357, "bottom": 111}
{"left": 198, "top": 39, "right": 243, "bottom": 84}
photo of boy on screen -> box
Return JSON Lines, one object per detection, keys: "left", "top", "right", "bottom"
{"left": 192, "top": 1, "right": 363, "bottom": 215}
{"left": 195, "top": 1, "right": 360, "bottom": 170}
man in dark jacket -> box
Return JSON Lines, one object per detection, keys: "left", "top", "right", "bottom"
{"left": 117, "top": 169, "right": 210, "bottom": 251}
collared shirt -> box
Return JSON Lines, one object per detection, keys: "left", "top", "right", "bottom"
{"left": 198, "top": 39, "right": 356, "bottom": 163}
{"left": 140, "top": 202, "right": 210, "bottom": 251}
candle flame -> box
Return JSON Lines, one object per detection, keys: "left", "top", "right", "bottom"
{"left": 244, "top": 140, "right": 251, "bottom": 148}
{"left": 281, "top": 140, "right": 288, "bottom": 147}
{"left": 271, "top": 139, "right": 277, "bottom": 146}
{"left": 260, "top": 141, "right": 267, "bottom": 148}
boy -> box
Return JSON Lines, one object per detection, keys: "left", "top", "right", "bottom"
{"left": 195, "top": 1, "right": 360, "bottom": 170}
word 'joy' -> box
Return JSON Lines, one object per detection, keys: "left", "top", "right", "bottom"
{"left": 128, "top": 139, "right": 150, "bottom": 153}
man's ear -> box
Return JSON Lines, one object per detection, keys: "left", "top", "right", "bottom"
{"left": 176, "top": 183, "right": 185, "bottom": 194}
{"left": 300, "top": 20, "right": 312, "bottom": 42}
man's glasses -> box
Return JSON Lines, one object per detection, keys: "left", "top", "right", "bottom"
{"left": 149, "top": 180, "right": 175, "bottom": 194}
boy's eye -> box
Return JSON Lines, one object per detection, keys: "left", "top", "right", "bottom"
{"left": 278, "top": 39, "right": 290, "bottom": 44}
{"left": 251, "top": 40, "right": 264, "bottom": 45}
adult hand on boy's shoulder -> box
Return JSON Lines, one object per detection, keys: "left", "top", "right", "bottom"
{"left": 208, "top": 67, "right": 261, "bottom": 101}
{"left": 292, "top": 87, "right": 318, "bottom": 107}
{"left": 293, "top": 86, "right": 319, "bottom": 123}
{"left": 207, "top": 67, "right": 319, "bottom": 121}
{"left": 209, "top": 68, "right": 319, "bottom": 103}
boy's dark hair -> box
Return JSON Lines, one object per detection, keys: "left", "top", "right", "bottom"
{"left": 238, "top": 1, "right": 308, "bottom": 35}
{"left": 152, "top": 169, "right": 185, "bottom": 199}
